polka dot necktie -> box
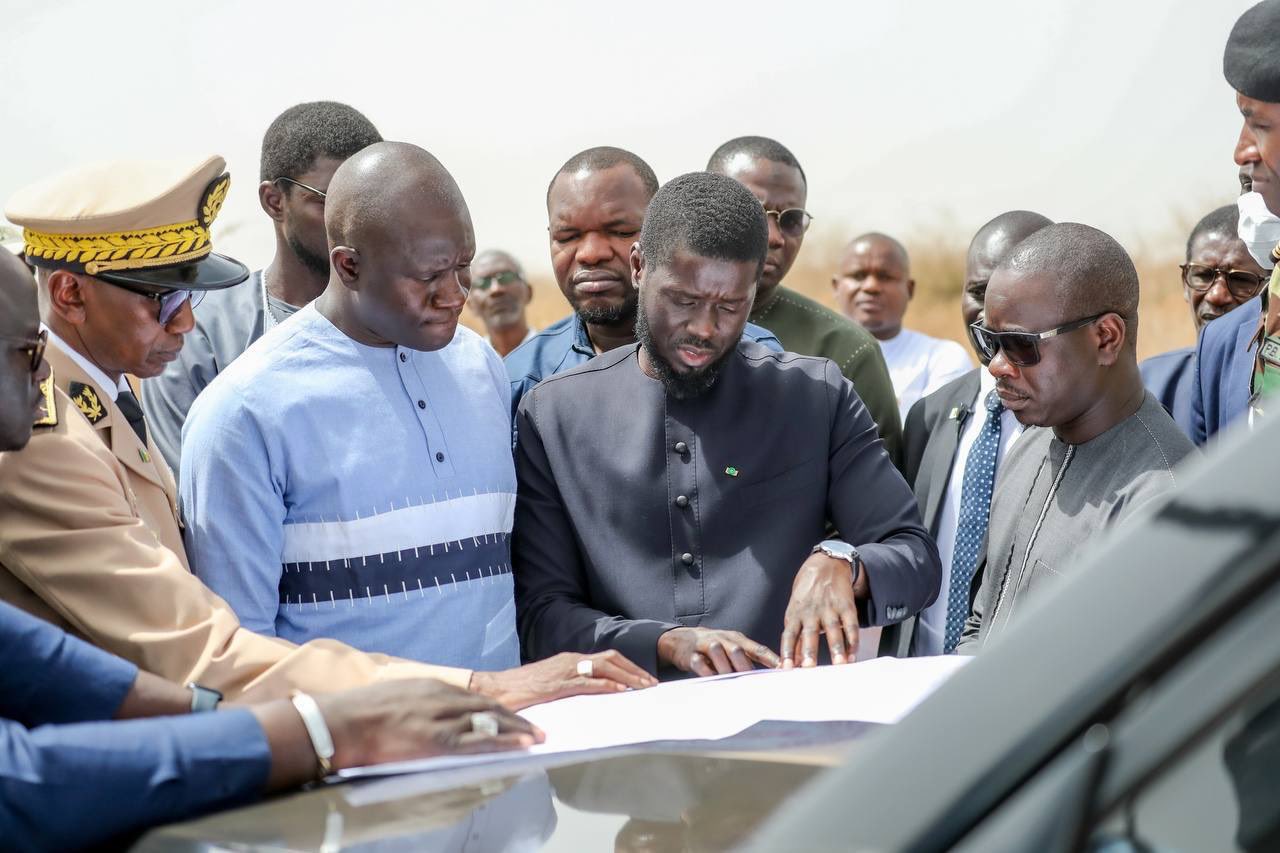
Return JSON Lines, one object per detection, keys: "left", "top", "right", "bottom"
{"left": 943, "top": 390, "right": 1003, "bottom": 653}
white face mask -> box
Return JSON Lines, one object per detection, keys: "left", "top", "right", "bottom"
{"left": 1237, "top": 191, "right": 1280, "bottom": 270}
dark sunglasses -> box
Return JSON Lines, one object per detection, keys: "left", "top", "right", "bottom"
{"left": 273, "top": 176, "right": 328, "bottom": 201}
{"left": 969, "top": 313, "right": 1106, "bottom": 367}
{"left": 104, "top": 281, "right": 205, "bottom": 325}
{"left": 1180, "top": 263, "right": 1268, "bottom": 301}
{"left": 473, "top": 270, "right": 523, "bottom": 291}
{"left": 763, "top": 206, "right": 814, "bottom": 238}
{"left": 0, "top": 327, "right": 47, "bottom": 374}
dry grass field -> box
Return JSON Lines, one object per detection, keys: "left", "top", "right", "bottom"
{"left": 471, "top": 220, "right": 1207, "bottom": 364}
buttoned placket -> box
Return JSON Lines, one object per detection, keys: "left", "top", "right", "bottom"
{"left": 665, "top": 405, "right": 705, "bottom": 619}
{"left": 395, "top": 347, "right": 455, "bottom": 478}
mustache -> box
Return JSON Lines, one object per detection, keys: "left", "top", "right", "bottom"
{"left": 673, "top": 335, "right": 715, "bottom": 351}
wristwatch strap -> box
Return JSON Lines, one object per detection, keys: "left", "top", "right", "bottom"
{"left": 290, "top": 690, "right": 335, "bottom": 779}
{"left": 186, "top": 682, "right": 223, "bottom": 713}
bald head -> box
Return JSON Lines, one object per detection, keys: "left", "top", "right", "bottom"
{"left": 997, "top": 223, "right": 1139, "bottom": 340}
{"left": 319, "top": 141, "right": 475, "bottom": 353}
{"left": 962, "top": 210, "right": 1052, "bottom": 329}
{"left": 0, "top": 251, "right": 46, "bottom": 451}
{"left": 473, "top": 249, "right": 524, "bottom": 279}
{"left": 847, "top": 232, "right": 909, "bottom": 270}
{"left": 325, "top": 141, "right": 469, "bottom": 251}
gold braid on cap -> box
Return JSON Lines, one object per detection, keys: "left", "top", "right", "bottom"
{"left": 21, "top": 173, "right": 231, "bottom": 275}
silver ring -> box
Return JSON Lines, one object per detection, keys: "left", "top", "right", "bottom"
{"left": 470, "top": 711, "right": 500, "bottom": 737}
{"left": 576, "top": 658, "right": 594, "bottom": 678}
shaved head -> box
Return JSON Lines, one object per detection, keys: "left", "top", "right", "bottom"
{"left": 0, "top": 250, "right": 47, "bottom": 451}
{"left": 326, "top": 141, "right": 469, "bottom": 251}
{"left": 847, "top": 232, "right": 909, "bottom": 270}
{"left": 319, "top": 141, "right": 475, "bottom": 352}
{"left": 962, "top": 210, "right": 1052, "bottom": 331}
{"left": 997, "top": 223, "right": 1139, "bottom": 337}
{"left": 473, "top": 248, "right": 524, "bottom": 279}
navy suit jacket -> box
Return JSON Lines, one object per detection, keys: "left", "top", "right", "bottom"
{"left": 1191, "top": 295, "right": 1259, "bottom": 445}
{"left": 1140, "top": 346, "right": 1196, "bottom": 440}
{"left": 0, "top": 601, "right": 270, "bottom": 851}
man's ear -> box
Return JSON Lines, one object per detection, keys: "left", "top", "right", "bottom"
{"left": 907, "top": 277, "right": 916, "bottom": 301}
{"left": 630, "top": 243, "right": 644, "bottom": 290}
{"left": 46, "top": 270, "right": 88, "bottom": 326}
{"left": 331, "top": 246, "right": 359, "bottom": 289}
{"left": 1095, "top": 313, "right": 1127, "bottom": 365}
{"left": 830, "top": 274, "right": 839, "bottom": 291}
{"left": 259, "top": 180, "right": 286, "bottom": 222}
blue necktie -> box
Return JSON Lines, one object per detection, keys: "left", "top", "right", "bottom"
{"left": 943, "top": 390, "right": 1003, "bottom": 653}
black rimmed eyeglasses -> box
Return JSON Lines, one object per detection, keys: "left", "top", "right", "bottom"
{"left": 968, "top": 313, "right": 1107, "bottom": 367}
{"left": 273, "top": 176, "right": 328, "bottom": 201}
{"left": 0, "top": 327, "right": 47, "bottom": 374}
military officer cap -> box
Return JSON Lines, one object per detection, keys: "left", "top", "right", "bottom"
{"left": 1225, "top": 0, "right": 1280, "bottom": 104}
{"left": 4, "top": 154, "right": 249, "bottom": 292}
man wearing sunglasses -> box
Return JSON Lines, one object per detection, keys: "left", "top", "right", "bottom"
{"left": 0, "top": 154, "right": 523, "bottom": 704}
{"left": 955, "top": 224, "right": 1194, "bottom": 654}
{"left": 142, "top": 101, "right": 382, "bottom": 474}
{"left": 469, "top": 249, "right": 536, "bottom": 357}
{"left": 881, "top": 210, "right": 1051, "bottom": 658}
{"left": 1142, "top": 205, "right": 1268, "bottom": 438}
{"left": 708, "top": 136, "right": 903, "bottom": 465}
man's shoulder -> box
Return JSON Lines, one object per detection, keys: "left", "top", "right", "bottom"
{"left": 737, "top": 338, "right": 838, "bottom": 380}
{"left": 523, "top": 343, "right": 636, "bottom": 402}
{"left": 914, "top": 368, "right": 982, "bottom": 421}
{"left": 771, "top": 287, "right": 880, "bottom": 356}
{"left": 1201, "top": 297, "right": 1259, "bottom": 356}
{"left": 1124, "top": 392, "right": 1197, "bottom": 470}
{"left": 504, "top": 315, "right": 579, "bottom": 383}
{"left": 2, "top": 385, "right": 120, "bottom": 486}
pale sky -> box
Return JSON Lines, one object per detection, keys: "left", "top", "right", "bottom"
{"left": 0, "top": 0, "right": 1257, "bottom": 275}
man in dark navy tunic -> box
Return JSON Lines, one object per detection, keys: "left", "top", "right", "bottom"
{"left": 513, "top": 172, "right": 939, "bottom": 679}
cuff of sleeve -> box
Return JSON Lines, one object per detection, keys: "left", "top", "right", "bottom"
{"left": 613, "top": 620, "right": 680, "bottom": 676}
{"left": 853, "top": 543, "right": 903, "bottom": 627}
{"left": 375, "top": 660, "right": 473, "bottom": 689}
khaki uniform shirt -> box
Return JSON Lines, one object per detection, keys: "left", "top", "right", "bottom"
{"left": 0, "top": 338, "right": 470, "bottom": 701}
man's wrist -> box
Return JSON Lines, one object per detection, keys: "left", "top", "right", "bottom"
{"left": 812, "top": 540, "right": 861, "bottom": 583}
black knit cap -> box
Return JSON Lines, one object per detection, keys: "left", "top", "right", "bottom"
{"left": 1225, "top": 0, "right": 1280, "bottom": 103}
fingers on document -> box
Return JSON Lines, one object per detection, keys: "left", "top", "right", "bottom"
{"left": 592, "top": 650, "right": 658, "bottom": 688}
{"left": 688, "top": 651, "right": 715, "bottom": 677}
{"left": 822, "top": 610, "right": 846, "bottom": 663}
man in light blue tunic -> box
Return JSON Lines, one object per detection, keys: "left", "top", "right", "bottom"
{"left": 180, "top": 142, "right": 654, "bottom": 696}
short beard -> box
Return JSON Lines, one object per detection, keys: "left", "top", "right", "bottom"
{"left": 287, "top": 232, "right": 331, "bottom": 279}
{"left": 635, "top": 302, "right": 736, "bottom": 400}
{"left": 573, "top": 287, "right": 638, "bottom": 328}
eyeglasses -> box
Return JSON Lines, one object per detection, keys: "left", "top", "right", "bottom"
{"left": 968, "top": 313, "right": 1107, "bottom": 367}
{"left": 473, "top": 270, "right": 524, "bottom": 291}
{"left": 273, "top": 176, "right": 327, "bottom": 201}
{"left": 762, "top": 206, "right": 813, "bottom": 238}
{"left": 0, "top": 328, "right": 47, "bottom": 374}
{"left": 1180, "top": 263, "right": 1268, "bottom": 301}
{"left": 104, "top": 281, "right": 205, "bottom": 325}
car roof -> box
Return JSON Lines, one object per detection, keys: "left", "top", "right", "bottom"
{"left": 750, "top": 414, "right": 1280, "bottom": 851}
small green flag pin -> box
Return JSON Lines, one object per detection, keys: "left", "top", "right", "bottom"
{"left": 139, "top": 449, "right": 150, "bottom": 463}
{"left": 724, "top": 466, "right": 739, "bottom": 477}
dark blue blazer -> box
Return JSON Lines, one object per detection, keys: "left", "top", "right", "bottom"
{"left": 1190, "top": 296, "right": 1259, "bottom": 445}
{"left": 0, "top": 601, "right": 270, "bottom": 851}
{"left": 1140, "top": 346, "right": 1196, "bottom": 440}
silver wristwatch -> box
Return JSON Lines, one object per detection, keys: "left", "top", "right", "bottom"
{"left": 812, "top": 539, "right": 862, "bottom": 581}
{"left": 187, "top": 682, "right": 223, "bottom": 713}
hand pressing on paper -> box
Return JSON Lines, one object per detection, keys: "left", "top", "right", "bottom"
{"left": 254, "top": 679, "right": 542, "bottom": 789}
{"left": 780, "top": 551, "right": 866, "bottom": 668}
{"left": 469, "top": 651, "right": 658, "bottom": 710}
{"left": 657, "top": 627, "right": 781, "bottom": 676}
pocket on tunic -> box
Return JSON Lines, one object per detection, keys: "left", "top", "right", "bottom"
{"left": 482, "top": 595, "right": 518, "bottom": 656}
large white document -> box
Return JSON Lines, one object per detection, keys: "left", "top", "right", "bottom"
{"left": 339, "top": 655, "right": 968, "bottom": 781}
